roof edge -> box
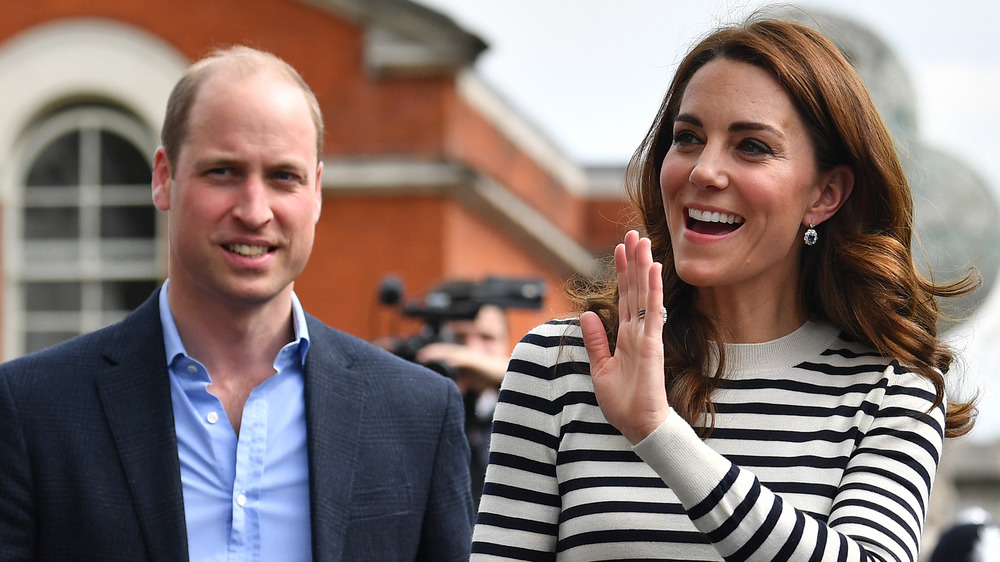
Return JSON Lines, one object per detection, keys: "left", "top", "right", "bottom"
{"left": 299, "top": 0, "right": 487, "bottom": 75}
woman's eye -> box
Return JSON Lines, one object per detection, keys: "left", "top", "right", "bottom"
{"left": 672, "top": 130, "right": 701, "bottom": 146}
{"left": 738, "top": 138, "right": 773, "bottom": 156}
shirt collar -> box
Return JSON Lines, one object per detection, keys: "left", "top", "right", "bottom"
{"left": 158, "top": 279, "right": 311, "bottom": 367}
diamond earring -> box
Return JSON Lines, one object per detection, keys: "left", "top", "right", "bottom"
{"left": 803, "top": 223, "right": 818, "bottom": 246}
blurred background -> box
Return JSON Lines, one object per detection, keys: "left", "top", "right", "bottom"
{"left": 0, "top": 0, "right": 996, "bottom": 556}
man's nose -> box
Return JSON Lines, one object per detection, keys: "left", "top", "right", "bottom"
{"left": 232, "top": 177, "right": 274, "bottom": 227}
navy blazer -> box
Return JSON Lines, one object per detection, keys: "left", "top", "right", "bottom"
{"left": 0, "top": 290, "right": 474, "bottom": 560}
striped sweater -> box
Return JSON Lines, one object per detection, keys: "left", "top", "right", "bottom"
{"left": 471, "top": 319, "right": 945, "bottom": 561}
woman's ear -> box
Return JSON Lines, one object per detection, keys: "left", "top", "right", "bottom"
{"left": 805, "top": 165, "right": 854, "bottom": 226}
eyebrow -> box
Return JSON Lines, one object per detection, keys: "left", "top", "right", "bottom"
{"left": 674, "top": 113, "right": 782, "bottom": 136}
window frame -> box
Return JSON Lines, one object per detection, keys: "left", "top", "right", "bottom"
{"left": 9, "top": 105, "right": 164, "bottom": 356}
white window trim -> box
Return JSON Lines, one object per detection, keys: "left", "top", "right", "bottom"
{"left": 0, "top": 19, "right": 187, "bottom": 358}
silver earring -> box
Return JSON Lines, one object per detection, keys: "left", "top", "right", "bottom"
{"left": 803, "top": 223, "right": 818, "bottom": 246}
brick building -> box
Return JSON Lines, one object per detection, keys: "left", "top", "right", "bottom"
{"left": 0, "top": 0, "right": 630, "bottom": 359}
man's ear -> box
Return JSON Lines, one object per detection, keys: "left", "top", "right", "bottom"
{"left": 805, "top": 165, "right": 854, "bottom": 227}
{"left": 312, "top": 160, "right": 323, "bottom": 224}
{"left": 151, "top": 147, "right": 172, "bottom": 211}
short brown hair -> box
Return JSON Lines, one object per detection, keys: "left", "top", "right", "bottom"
{"left": 159, "top": 45, "right": 324, "bottom": 171}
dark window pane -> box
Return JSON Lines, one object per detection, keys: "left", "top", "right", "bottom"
{"left": 101, "top": 206, "right": 156, "bottom": 238}
{"left": 25, "top": 282, "right": 81, "bottom": 312}
{"left": 100, "top": 131, "right": 151, "bottom": 185}
{"left": 102, "top": 280, "right": 158, "bottom": 311}
{"left": 26, "top": 331, "right": 79, "bottom": 354}
{"left": 26, "top": 133, "right": 80, "bottom": 186}
{"left": 24, "top": 208, "right": 79, "bottom": 239}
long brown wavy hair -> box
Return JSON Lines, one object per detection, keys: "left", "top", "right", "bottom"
{"left": 570, "top": 17, "right": 979, "bottom": 438}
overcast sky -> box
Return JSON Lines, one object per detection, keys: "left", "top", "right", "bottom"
{"left": 417, "top": 1, "right": 998, "bottom": 187}
{"left": 416, "top": 0, "right": 1000, "bottom": 440}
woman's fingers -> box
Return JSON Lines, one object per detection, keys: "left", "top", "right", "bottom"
{"left": 581, "top": 311, "right": 611, "bottom": 370}
{"left": 591, "top": 232, "right": 668, "bottom": 444}
{"left": 617, "top": 230, "right": 647, "bottom": 325}
{"left": 616, "top": 231, "right": 658, "bottom": 332}
{"left": 644, "top": 262, "right": 665, "bottom": 333}
{"left": 635, "top": 236, "right": 652, "bottom": 328}
{"left": 614, "top": 242, "right": 629, "bottom": 323}
{"left": 624, "top": 231, "right": 640, "bottom": 320}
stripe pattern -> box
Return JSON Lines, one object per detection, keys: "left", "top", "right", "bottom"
{"left": 472, "top": 319, "right": 944, "bottom": 561}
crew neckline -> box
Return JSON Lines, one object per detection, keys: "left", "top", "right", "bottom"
{"left": 719, "top": 320, "right": 840, "bottom": 374}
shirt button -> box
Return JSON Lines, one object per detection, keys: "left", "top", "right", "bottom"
{"left": 236, "top": 493, "right": 247, "bottom": 507}
{"left": 207, "top": 412, "right": 219, "bottom": 424}
{"left": 186, "top": 364, "right": 198, "bottom": 373}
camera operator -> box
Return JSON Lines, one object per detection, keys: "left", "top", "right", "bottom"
{"left": 376, "top": 275, "right": 543, "bottom": 505}
{"left": 416, "top": 304, "right": 510, "bottom": 506}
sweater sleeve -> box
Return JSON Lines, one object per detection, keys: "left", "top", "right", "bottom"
{"left": 471, "top": 322, "right": 572, "bottom": 561}
{"left": 633, "top": 366, "right": 945, "bottom": 562}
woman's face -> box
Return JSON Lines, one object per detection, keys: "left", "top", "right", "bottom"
{"left": 660, "top": 58, "right": 828, "bottom": 297}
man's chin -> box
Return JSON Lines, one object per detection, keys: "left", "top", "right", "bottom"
{"left": 214, "top": 280, "right": 293, "bottom": 309}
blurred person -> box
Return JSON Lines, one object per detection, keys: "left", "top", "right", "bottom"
{"left": 0, "top": 46, "right": 473, "bottom": 561}
{"left": 931, "top": 508, "right": 1000, "bottom": 562}
{"left": 417, "top": 304, "right": 510, "bottom": 504}
{"left": 472, "top": 14, "right": 978, "bottom": 561}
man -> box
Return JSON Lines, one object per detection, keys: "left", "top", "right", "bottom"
{"left": 416, "top": 304, "right": 510, "bottom": 504}
{"left": 0, "top": 46, "right": 473, "bottom": 561}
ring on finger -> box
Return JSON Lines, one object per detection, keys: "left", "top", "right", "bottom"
{"left": 637, "top": 308, "right": 646, "bottom": 319}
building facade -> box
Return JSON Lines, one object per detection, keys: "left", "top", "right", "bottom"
{"left": 0, "top": 0, "right": 630, "bottom": 359}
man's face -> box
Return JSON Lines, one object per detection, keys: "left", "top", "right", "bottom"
{"left": 448, "top": 305, "right": 509, "bottom": 357}
{"left": 152, "top": 70, "right": 323, "bottom": 309}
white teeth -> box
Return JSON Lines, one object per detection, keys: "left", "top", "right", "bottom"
{"left": 227, "top": 244, "right": 270, "bottom": 257}
{"left": 688, "top": 208, "right": 744, "bottom": 224}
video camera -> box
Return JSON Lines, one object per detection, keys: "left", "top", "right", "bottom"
{"left": 378, "top": 275, "right": 545, "bottom": 370}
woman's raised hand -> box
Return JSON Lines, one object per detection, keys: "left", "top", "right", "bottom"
{"left": 580, "top": 230, "right": 669, "bottom": 444}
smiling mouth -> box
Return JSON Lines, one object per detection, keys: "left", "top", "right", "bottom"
{"left": 686, "top": 208, "right": 745, "bottom": 235}
{"left": 225, "top": 244, "right": 275, "bottom": 258}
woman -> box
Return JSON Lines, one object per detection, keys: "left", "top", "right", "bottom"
{"left": 471, "top": 15, "right": 978, "bottom": 562}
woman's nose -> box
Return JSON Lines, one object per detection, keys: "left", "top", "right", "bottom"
{"left": 688, "top": 145, "right": 729, "bottom": 191}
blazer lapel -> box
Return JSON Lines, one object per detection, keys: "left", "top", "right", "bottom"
{"left": 95, "top": 293, "right": 189, "bottom": 561}
{"left": 303, "top": 317, "right": 367, "bottom": 562}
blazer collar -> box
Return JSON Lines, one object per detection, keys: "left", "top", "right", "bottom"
{"left": 90, "top": 293, "right": 371, "bottom": 562}
{"left": 94, "top": 289, "right": 189, "bottom": 561}
{"left": 302, "top": 315, "right": 368, "bottom": 562}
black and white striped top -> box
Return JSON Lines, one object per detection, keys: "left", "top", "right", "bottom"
{"left": 471, "top": 319, "right": 945, "bottom": 561}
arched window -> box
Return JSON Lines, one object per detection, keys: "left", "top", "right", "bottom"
{"left": 11, "top": 105, "right": 163, "bottom": 355}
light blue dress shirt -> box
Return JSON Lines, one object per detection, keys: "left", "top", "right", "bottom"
{"left": 159, "top": 281, "right": 313, "bottom": 561}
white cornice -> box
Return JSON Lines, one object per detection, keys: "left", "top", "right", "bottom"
{"left": 321, "top": 157, "right": 597, "bottom": 276}
{"left": 462, "top": 174, "right": 600, "bottom": 277}
{"left": 456, "top": 70, "right": 591, "bottom": 197}
{"left": 299, "top": 0, "right": 486, "bottom": 76}
{"left": 321, "top": 157, "right": 468, "bottom": 191}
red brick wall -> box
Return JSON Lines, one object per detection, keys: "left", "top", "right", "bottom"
{"left": 1, "top": 0, "right": 627, "bottom": 350}
{"left": 296, "top": 194, "right": 576, "bottom": 349}
{"left": 0, "top": 0, "right": 453, "bottom": 157}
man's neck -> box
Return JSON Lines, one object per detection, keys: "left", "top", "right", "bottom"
{"left": 166, "top": 283, "right": 296, "bottom": 382}
{"left": 166, "top": 282, "right": 297, "bottom": 434}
